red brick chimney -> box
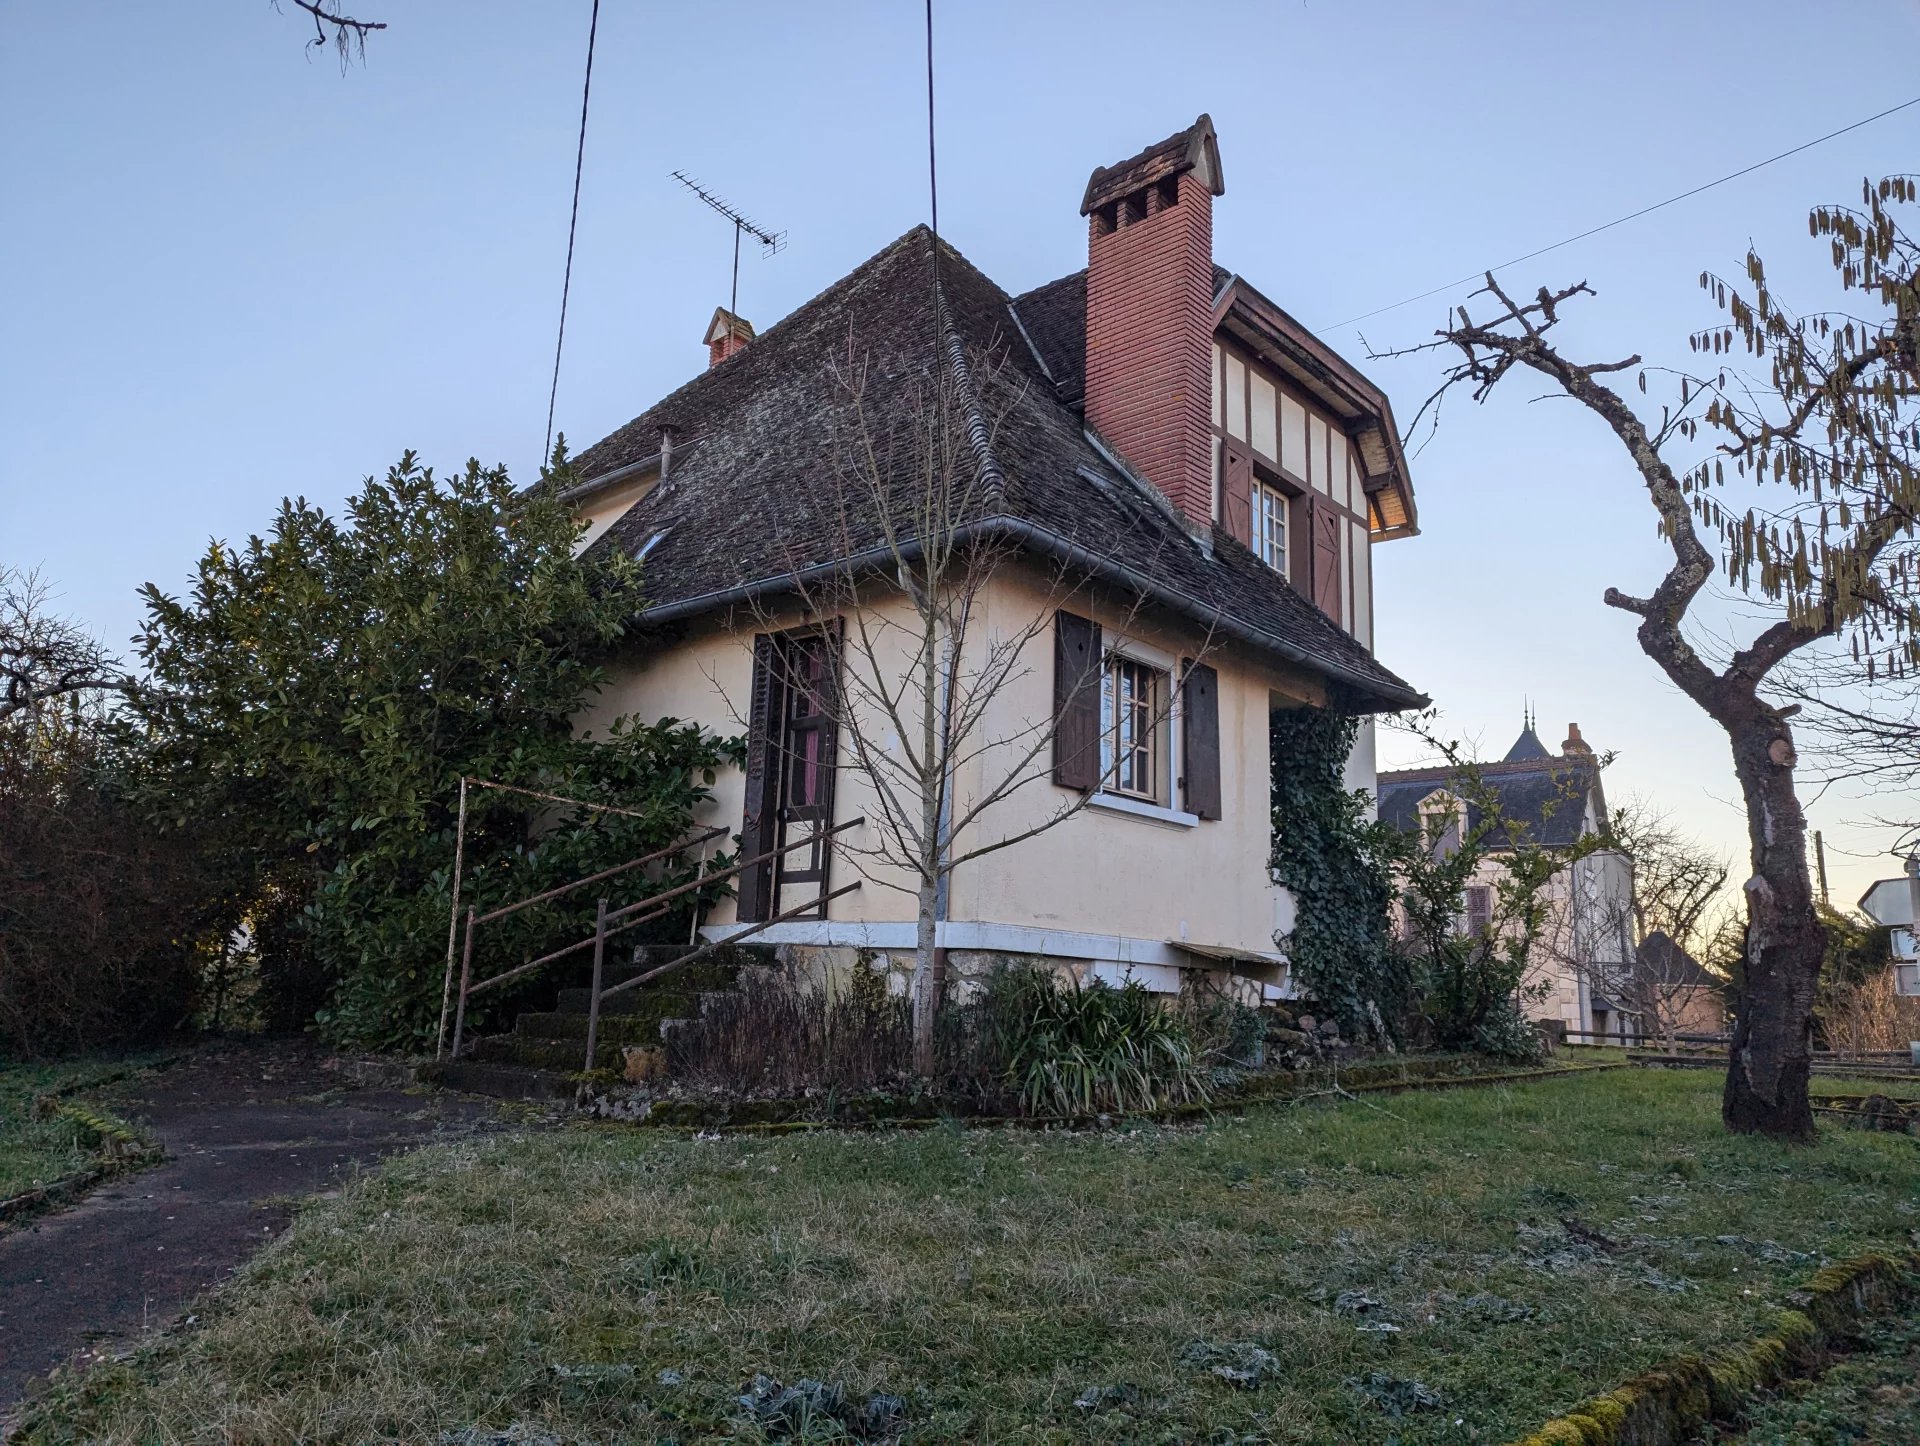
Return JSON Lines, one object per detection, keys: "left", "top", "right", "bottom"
{"left": 1080, "top": 115, "right": 1225, "bottom": 527}
{"left": 704, "top": 306, "right": 755, "bottom": 368}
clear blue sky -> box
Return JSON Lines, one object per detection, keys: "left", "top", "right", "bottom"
{"left": 5, "top": 1, "right": 1917, "bottom": 912}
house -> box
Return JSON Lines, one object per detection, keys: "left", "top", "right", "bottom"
{"left": 1628, "top": 931, "right": 1726, "bottom": 1040}
{"left": 564, "top": 115, "right": 1424, "bottom": 1002}
{"left": 1377, "top": 719, "right": 1640, "bottom": 1041}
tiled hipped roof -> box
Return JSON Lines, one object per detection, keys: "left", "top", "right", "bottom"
{"left": 572, "top": 227, "right": 1423, "bottom": 712}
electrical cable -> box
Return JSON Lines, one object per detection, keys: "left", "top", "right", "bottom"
{"left": 1321, "top": 93, "right": 1920, "bottom": 334}
{"left": 542, "top": 0, "right": 602, "bottom": 469}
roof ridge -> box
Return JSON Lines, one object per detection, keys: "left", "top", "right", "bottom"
{"left": 942, "top": 316, "right": 1007, "bottom": 499}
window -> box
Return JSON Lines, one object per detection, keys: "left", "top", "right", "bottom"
{"left": 1253, "top": 483, "right": 1288, "bottom": 575}
{"left": 1101, "top": 654, "right": 1163, "bottom": 801}
{"left": 1464, "top": 885, "right": 1493, "bottom": 938}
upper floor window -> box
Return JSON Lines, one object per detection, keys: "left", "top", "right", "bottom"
{"left": 1254, "top": 483, "right": 1288, "bottom": 576}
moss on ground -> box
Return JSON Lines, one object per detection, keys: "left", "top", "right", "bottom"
{"left": 0, "top": 1057, "right": 162, "bottom": 1204}
{"left": 18, "top": 1068, "right": 1920, "bottom": 1444}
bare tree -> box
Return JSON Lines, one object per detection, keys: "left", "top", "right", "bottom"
{"left": 1608, "top": 800, "right": 1731, "bottom": 954}
{"left": 737, "top": 339, "right": 1208, "bottom": 1072}
{"left": 0, "top": 565, "right": 133, "bottom": 726}
{"left": 1377, "top": 178, "right": 1920, "bottom": 1138}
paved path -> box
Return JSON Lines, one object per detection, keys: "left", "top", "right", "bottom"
{"left": 0, "top": 1042, "right": 508, "bottom": 1417}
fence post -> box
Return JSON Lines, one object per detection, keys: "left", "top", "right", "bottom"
{"left": 451, "top": 907, "right": 478, "bottom": 1060}
{"left": 436, "top": 776, "right": 470, "bottom": 1060}
{"left": 688, "top": 854, "right": 708, "bottom": 946}
{"left": 585, "top": 897, "right": 609, "bottom": 1076}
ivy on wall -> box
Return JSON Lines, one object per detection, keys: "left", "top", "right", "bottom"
{"left": 1268, "top": 707, "right": 1409, "bottom": 1042}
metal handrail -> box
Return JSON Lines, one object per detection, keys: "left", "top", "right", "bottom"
{"left": 447, "top": 815, "right": 865, "bottom": 1065}
{"left": 582, "top": 879, "right": 863, "bottom": 1073}
{"left": 448, "top": 828, "right": 727, "bottom": 1061}
{"left": 472, "top": 826, "right": 728, "bottom": 927}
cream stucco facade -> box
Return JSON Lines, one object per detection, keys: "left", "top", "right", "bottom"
{"left": 576, "top": 562, "right": 1343, "bottom": 997}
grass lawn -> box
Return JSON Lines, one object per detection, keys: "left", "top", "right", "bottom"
{"left": 0, "top": 1057, "right": 158, "bottom": 1202}
{"left": 18, "top": 1068, "right": 1920, "bottom": 1444}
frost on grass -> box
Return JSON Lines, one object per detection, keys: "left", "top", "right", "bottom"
{"left": 1180, "top": 1340, "right": 1283, "bottom": 1389}
{"left": 736, "top": 1373, "right": 908, "bottom": 1440}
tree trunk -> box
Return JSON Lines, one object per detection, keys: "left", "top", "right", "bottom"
{"left": 910, "top": 876, "right": 939, "bottom": 1076}
{"left": 1721, "top": 712, "right": 1826, "bottom": 1141}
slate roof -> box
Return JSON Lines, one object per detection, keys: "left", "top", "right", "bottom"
{"left": 1636, "top": 931, "right": 1721, "bottom": 990}
{"left": 1376, "top": 755, "right": 1601, "bottom": 850}
{"left": 1503, "top": 725, "right": 1553, "bottom": 762}
{"left": 570, "top": 225, "right": 1424, "bottom": 712}
{"left": 1011, "top": 264, "right": 1233, "bottom": 411}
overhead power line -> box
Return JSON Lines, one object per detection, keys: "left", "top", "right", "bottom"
{"left": 542, "top": 0, "right": 602, "bottom": 470}
{"left": 1321, "top": 92, "right": 1920, "bottom": 335}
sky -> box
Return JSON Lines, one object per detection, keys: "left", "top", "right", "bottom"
{"left": 5, "top": 0, "right": 1919, "bottom": 918}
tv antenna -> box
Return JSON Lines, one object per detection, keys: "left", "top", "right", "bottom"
{"left": 671, "top": 170, "right": 786, "bottom": 321}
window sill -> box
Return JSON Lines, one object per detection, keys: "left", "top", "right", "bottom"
{"left": 1086, "top": 791, "right": 1200, "bottom": 829}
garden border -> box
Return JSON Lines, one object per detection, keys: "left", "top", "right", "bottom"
{"left": 1506, "top": 1249, "right": 1920, "bottom": 1446}
{"left": 593, "top": 1056, "right": 1628, "bottom": 1135}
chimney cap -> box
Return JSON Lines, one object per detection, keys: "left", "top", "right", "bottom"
{"left": 703, "top": 306, "right": 755, "bottom": 347}
{"left": 1080, "top": 113, "right": 1224, "bottom": 217}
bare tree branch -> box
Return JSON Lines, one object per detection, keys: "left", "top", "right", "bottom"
{"left": 277, "top": 0, "right": 387, "bottom": 68}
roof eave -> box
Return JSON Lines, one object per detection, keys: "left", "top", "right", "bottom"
{"left": 1212, "top": 276, "right": 1419, "bottom": 537}
{"left": 635, "top": 515, "right": 1426, "bottom": 715}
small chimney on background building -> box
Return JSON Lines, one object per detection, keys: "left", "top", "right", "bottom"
{"left": 704, "top": 306, "right": 755, "bottom": 369}
{"left": 1079, "top": 114, "right": 1225, "bottom": 528}
{"left": 1562, "top": 723, "right": 1593, "bottom": 759}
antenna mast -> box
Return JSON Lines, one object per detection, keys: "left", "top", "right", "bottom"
{"left": 671, "top": 171, "right": 786, "bottom": 321}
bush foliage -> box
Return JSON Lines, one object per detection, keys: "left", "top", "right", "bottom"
{"left": 123, "top": 450, "right": 736, "bottom": 1049}
{"left": 0, "top": 704, "right": 206, "bottom": 1058}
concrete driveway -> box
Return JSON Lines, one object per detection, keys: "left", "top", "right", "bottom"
{"left": 0, "top": 1042, "right": 511, "bottom": 1419}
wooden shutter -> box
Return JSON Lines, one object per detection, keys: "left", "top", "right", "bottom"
{"left": 1181, "top": 659, "right": 1221, "bottom": 820}
{"left": 806, "top": 619, "right": 845, "bottom": 911}
{"left": 1052, "top": 610, "right": 1102, "bottom": 791}
{"left": 1311, "top": 504, "right": 1343, "bottom": 622}
{"left": 1222, "top": 441, "right": 1253, "bottom": 546}
{"left": 737, "top": 634, "right": 781, "bottom": 922}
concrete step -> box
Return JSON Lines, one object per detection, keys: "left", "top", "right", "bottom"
{"left": 554, "top": 986, "right": 699, "bottom": 1020}
{"left": 469, "top": 1034, "right": 629, "bottom": 1072}
{"left": 415, "top": 1058, "right": 577, "bottom": 1102}
{"left": 515, "top": 1012, "right": 663, "bottom": 1046}
{"left": 598, "top": 955, "right": 752, "bottom": 992}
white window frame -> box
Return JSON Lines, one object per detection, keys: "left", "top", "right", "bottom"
{"left": 1253, "top": 481, "right": 1289, "bottom": 576}
{"left": 1093, "top": 637, "right": 1180, "bottom": 816}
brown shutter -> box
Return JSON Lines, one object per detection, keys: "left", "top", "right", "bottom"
{"left": 1222, "top": 441, "right": 1253, "bottom": 546}
{"left": 1311, "top": 504, "right": 1342, "bottom": 621}
{"left": 1052, "top": 609, "right": 1102, "bottom": 791}
{"left": 737, "top": 634, "right": 781, "bottom": 922}
{"left": 1289, "top": 494, "right": 1313, "bottom": 586}
{"left": 1181, "top": 659, "right": 1221, "bottom": 820}
{"left": 809, "top": 619, "right": 844, "bottom": 911}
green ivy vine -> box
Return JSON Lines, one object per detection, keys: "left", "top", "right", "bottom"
{"left": 1268, "top": 707, "right": 1409, "bottom": 1042}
